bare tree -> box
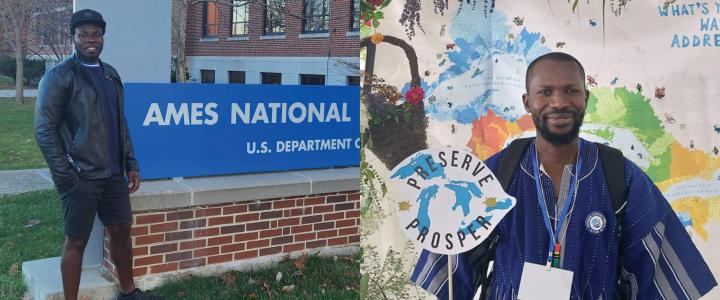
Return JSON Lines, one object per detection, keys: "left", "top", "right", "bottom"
{"left": 0, "top": 16, "right": 6, "bottom": 53}
{"left": 173, "top": 0, "right": 193, "bottom": 83}
{"left": 27, "top": 0, "right": 72, "bottom": 64}
{"left": 0, "top": 0, "right": 37, "bottom": 105}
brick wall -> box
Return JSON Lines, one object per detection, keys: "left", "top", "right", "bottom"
{"left": 102, "top": 190, "right": 360, "bottom": 278}
{"left": 185, "top": 0, "right": 358, "bottom": 57}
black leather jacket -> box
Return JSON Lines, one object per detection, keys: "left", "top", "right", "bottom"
{"left": 35, "top": 54, "right": 139, "bottom": 192}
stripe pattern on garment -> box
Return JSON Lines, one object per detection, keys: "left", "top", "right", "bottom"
{"left": 412, "top": 238, "right": 493, "bottom": 298}
{"left": 641, "top": 221, "right": 702, "bottom": 300}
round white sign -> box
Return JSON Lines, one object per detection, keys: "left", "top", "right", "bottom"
{"left": 389, "top": 148, "right": 516, "bottom": 255}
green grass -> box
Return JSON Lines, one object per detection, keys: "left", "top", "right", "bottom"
{"left": 0, "top": 190, "right": 64, "bottom": 300}
{"left": 0, "top": 97, "right": 47, "bottom": 170}
{"left": 151, "top": 255, "right": 360, "bottom": 300}
{"left": 0, "top": 189, "right": 359, "bottom": 299}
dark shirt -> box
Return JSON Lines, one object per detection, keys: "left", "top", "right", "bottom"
{"left": 84, "top": 64, "right": 122, "bottom": 175}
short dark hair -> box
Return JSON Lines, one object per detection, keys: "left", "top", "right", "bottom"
{"left": 525, "top": 52, "right": 586, "bottom": 92}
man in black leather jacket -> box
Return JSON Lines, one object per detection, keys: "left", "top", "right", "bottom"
{"left": 34, "top": 9, "right": 161, "bottom": 300}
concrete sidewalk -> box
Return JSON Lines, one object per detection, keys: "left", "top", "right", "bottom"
{"left": 0, "top": 89, "right": 39, "bottom": 98}
{"left": 0, "top": 168, "right": 54, "bottom": 197}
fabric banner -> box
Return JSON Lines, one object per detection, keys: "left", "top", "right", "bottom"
{"left": 360, "top": 0, "right": 720, "bottom": 298}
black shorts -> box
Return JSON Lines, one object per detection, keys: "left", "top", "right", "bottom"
{"left": 59, "top": 175, "right": 132, "bottom": 237}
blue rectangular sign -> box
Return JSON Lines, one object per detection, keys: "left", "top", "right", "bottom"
{"left": 124, "top": 83, "right": 360, "bottom": 179}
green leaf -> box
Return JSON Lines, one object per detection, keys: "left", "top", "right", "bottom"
{"left": 360, "top": 26, "right": 372, "bottom": 39}
{"left": 373, "top": 11, "right": 384, "bottom": 20}
{"left": 403, "top": 111, "right": 411, "bottom": 123}
{"left": 360, "top": 1, "right": 371, "bottom": 11}
{"left": 372, "top": 18, "right": 380, "bottom": 28}
{"left": 380, "top": 0, "right": 391, "bottom": 9}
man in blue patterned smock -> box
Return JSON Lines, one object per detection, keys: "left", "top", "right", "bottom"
{"left": 411, "top": 52, "right": 717, "bottom": 299}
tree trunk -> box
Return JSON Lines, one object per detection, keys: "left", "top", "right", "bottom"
{"left": 2, "top": 0, "right": 30, "bottom": 105}
{"left": 15, "top": 50, "right": 24, "bottom": 105}
{"left": 176, "top": 44, "right": 187, "bottom": 82}
{"left": 173, "top": 0, "right": 189, "bottom": 83}
{"left": 14, "top": 31, "right": 24, "bottom": 105}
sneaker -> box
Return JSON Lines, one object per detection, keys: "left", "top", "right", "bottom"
{"left": 115, "top": 288, "right": 164, "bottom": 300}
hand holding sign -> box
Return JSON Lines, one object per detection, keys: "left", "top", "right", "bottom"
{"left": 389, "top": 148, "right": 516, "bottom": 255}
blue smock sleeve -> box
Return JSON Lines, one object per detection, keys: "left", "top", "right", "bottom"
{"left": 412, "top": 238, "right": 498, "bottom": 300}
{"left": 618, "top": 159, "right": 717, "bottom": 299}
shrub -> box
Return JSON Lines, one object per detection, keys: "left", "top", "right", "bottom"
{"left": 0, "top": 55, "right": 46, "bottom": 86}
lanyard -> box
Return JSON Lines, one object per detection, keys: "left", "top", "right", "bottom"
{"left": 530, "top": 139, "right": 583, "bottom": 268}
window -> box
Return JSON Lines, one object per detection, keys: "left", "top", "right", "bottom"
{"left": 347, "top": 76, "right": 360, "bottom": 86}
{"left": 229, "top": 71, "right": 246, "bottom": 84}
{"left": 351, "top": 0, "right": 360, "bottom": 31}
{"left": 231, "top": 0, "right": 249, "bottom": 36}
{"left": 262, "top": 72, "right": 282, "bottom": 84}
{"left": 201, "top": 70, "right": 215, "bottom": 83}
{"left": 264, "top": 0, "right": 284, "bottom": 35}
{"left": 300, "top": 74, "right": 325, "bottom": 85}
{"left": 303, "top": 0, "right": 329, "bottom": 33}
{"left": 203, "top": 1, "right": 219, "bottom": 37}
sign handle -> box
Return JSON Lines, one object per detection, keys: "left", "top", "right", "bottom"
{"left": 448, "top": 254, "right": 454, "bottom": 300}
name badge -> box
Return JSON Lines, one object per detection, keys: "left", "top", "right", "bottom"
{"left": 517, "top": 262, "right": 574, "bottom": 300}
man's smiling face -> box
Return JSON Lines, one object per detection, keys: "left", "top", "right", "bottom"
{"left": 522, "top": 59, "right": 589, "bottom": 145}
{"left": 73, "top": 23, "right": 104, "bottom": 63}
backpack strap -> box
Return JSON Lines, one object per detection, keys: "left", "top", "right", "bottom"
{"left": 498, "top": 137, "right": 533, "bottom": 191}
{"left": 595, "top": 143, "right": 629, "bottom": 299}
{"left": 479, "top": 137, "right": 532, "bottom": 299}
{"left": 596, "top": 143, "right": 628, "bottom": 215}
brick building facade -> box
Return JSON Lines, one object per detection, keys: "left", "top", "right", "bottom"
{"left": 103, "top": 190, "right": 360, "bottom": 279}
{"left": 182, "top": 0, "right": 360, "bottom": 85}
{"left": 23, "top": 0, "right": 360, "bottom": 85}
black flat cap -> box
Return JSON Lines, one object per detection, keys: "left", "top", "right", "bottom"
{"left": 70, "top": 9, "right": 106, "bottom": 34}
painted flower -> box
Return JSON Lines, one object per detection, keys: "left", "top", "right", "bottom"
{"left": 405, "top": 86, "right": 424, "bottom": 105}
{"left": 367, "top": 0, "right": 383, "bottom": 6}
{"left": 370, "top": 32, "right": 384, "bottom": 45}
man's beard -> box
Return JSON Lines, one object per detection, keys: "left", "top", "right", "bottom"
{"left": 533, "top": 109, "right": 584, "bottom": 145}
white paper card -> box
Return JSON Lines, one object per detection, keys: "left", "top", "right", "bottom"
{"left": 517, "top": 262, "right": 574, "bottom": 300}
{"left": 388, "top": 149, "right": 516, "bottom": 255}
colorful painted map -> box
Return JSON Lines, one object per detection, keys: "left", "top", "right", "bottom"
{"left": 363, "top": 0, "right": 720, "bottom": 298}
